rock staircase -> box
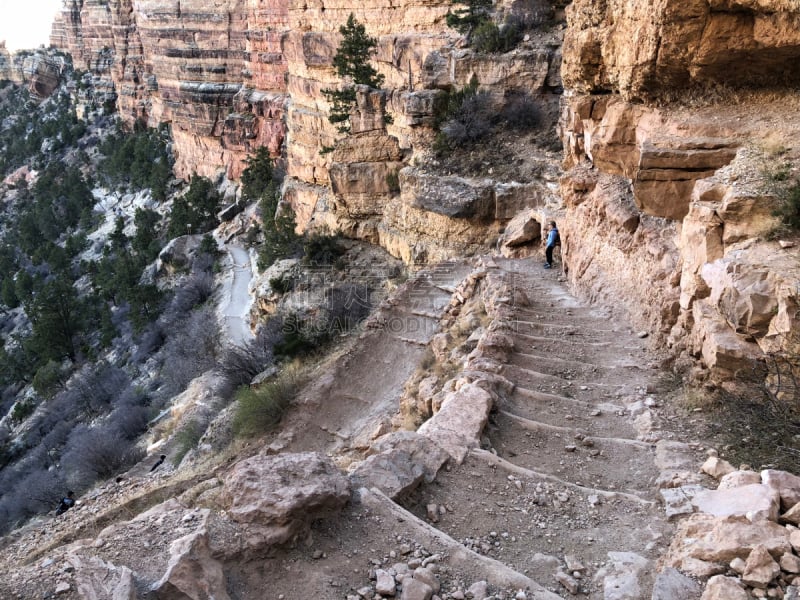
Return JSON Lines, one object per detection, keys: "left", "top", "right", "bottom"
{"left": 392, "top": 256, "right": 681, "bottom": 598}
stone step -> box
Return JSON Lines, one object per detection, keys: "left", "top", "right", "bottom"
{"left": 401, "top": 451, "right": 666, "bottom": 596}
{"left": 502, "top": 391, "right": 634, "bottom": 440}
{"left": 486, "top": 412, "right": 658, "bottom": 495}
{"left": 509, "top": 319, "right": 618, "bottom": 336}
{"left": 503, "top": 364, "right": 634, "bottom": 393}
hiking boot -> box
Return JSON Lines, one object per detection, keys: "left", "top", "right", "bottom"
{"left": 544, "top": 263, "right": 551, "bottom": 269}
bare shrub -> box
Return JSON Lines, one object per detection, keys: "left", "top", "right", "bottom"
{"left": 220, "top": 318, "right": 283, "bottom": 388}
{"left": 440, "top": 91, "right": 494, "bottom": 147}
{"left": 158, "top": 305, "right": 221, "bottom": 398}
{"left": 62, "top": 362, "right": 129, "bottom": 418}
{"left": 501, "top": 92, "right": 542, "bottom": 130}
{"left": 506, "top": 0, "right": 554, "bottom": 28}
{"left": 60, "top": 424, "right": 144, "bottom": 490}
{"left": 324, "top": 283, "right": 372, "bottom": 334}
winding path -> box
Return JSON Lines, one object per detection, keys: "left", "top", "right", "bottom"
{"left": 218, "top": 243, "right": 255, "bottom": 347}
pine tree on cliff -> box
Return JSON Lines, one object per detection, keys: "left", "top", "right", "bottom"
{"left": 322, "top": 14, "right": 385, "bottom": 134}
{"left": 446, "top": 0, "right": 492, "bottom": 39}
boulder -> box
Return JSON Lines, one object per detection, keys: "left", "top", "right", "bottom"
{"left": 349, "top": 431, "right": 450, "bottom": 498}
{"left": 651, "top": 567, "right": 702, "bottom": 600}
{"left": 700, "top": 575, "right": 748, "bottom": 600}
{"left": 221, "top": 452, "right": 350, "bottom": 549}
{"left": 741, "top": 544, "right": 780, "bottom": 588}
{"left": 783, "top": 501, "right": 800, "bottom": 525}
{"left": 691, "top": 484, "right": 780, "bottom": 522}
{"left": 401, "top": 577, "right": 433, "bottom": 600}
{"left": 65, "top": 554, "right": 137, "bottom": 600}
{"left": 686, "top": 515, "right": 791, "bottom": 563}
{"left": 762, "top": 469, "right": 800, "bottom": 512}
{"left": 151, "top": 530, "right": 231, "bottom": 600}
{"left": 502, "top": 210, "right": 541, "bottom": 247}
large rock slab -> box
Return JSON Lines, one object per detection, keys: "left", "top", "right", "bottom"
{"left": 151, "top": 529, "right": 231, "bottom": 600}
{"left": 65, "top": 553, "right": 137, "bottom": 600}
{"left": 221, "top": 452, "right": 350, "bottom": 548}
{"left": 691, "top": 484, "right": 780, "bottom": 521}
{"left": 400, "top": 168, "right": 495, "bottom": 220}
{"left": 417, "top": 383, "right": 493, "bottom": 463}
{"left": 349, "top": 431, "right": 450, "bottom": 498}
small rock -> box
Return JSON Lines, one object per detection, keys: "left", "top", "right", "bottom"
{"left": 588, "top": 494, "right": 601, "bottom": 507}
{"left": 55, "top": 581, "right": 71, "bottom": 594}
{"left": 426, "top": 504, "right": 439, "bottom": 523}
{"left": 564, "top": 555, "right": 585, "bottom": 573}
{"left": 312, "top": 550, "right": 324, "bottom": 559}
{"left": 565, "top": 445, "right": 577, "bottom": 452}
{"left": 375, "top": 570, "right": 397, "bottom": 596}
{"left": 466, "top": 581, "right": 488, "bottom": 600}
{"left": 730, "top": 557, "right": 746, "bottom": 574}
{"left": 701, "top": 456, "right": 736, "bottom": 479}
{"left": 637, "top": 331, "right": 649, "bottom": 338}
{"left": 413, "top": 567, "right": 440, "bottom": 593}
{"left": 779, "top": 240, "right": 796, "bottom": 249}
{"left": 555, "top": 571, "right": 579, "bottom": 595}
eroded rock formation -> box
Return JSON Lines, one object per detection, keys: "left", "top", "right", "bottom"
{"left": 559, "top": 0, "right": 800, "bottom": 383}
{"left": 52, "top": 0, "right": 288, "bottom": 179}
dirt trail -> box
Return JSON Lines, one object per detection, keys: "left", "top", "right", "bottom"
{"left": 397, "top": 256, "right": 685, "bottom": 597}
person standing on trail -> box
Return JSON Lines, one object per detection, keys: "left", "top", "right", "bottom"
{"left": 55, "top": 491, "right": 75, "bottom": 516}
{"left": 544, "top": 221, "right": 560, "bottom": 269}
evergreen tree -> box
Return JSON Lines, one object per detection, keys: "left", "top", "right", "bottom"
{"left": 446, "top": 0, "right": 493, "bottom": 37}
{"left": 322, "top": 14, "right": 384, "bottom": 134}
{"left": 241, "top": 147, "right": 275, "bottom": 201}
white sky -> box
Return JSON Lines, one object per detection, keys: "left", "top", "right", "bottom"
{"left": 0, "top": 0, "right": 62, "bottom": 51}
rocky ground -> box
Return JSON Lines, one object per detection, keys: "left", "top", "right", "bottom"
{"left": 1, "top": 252, "right": 799, "bottom": 599}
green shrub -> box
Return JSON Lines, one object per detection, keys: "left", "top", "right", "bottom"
{"left": 241, "top": 147, "right": 276, "bottom": 201}
{"left": 321, "top": 14, "right": 385, "bottom": 134}
{"left": 269, "top": 274, "right": 294, "bottom": 294}
{"left": 774, "top": 182, "right": 800, "bottom": 230}
{"left": 386, "top": 170, "right": 400, "bottom": 194}
{"left": 167, "top": 175, "right": 220, "bottom": 238}
{"left": 232, "top": 366, "right": 303, "bottom": 437}
{"left": 302, "top": 232, "right": 345, "bottom": 266}
{"left": 32, "top": 360, "right": 65, "bottom": 399}
{"left": 10, "top": 400, "right": 35, "bottom": 424}
{"left": 172, "top": 420, "right": 203, "bottom": 466}
{"left": 471, "top": 20, "right": 521, "bottom": 53}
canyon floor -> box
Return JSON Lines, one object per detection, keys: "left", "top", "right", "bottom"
{"left": 0, "top": 253, "right": 734, "bottom": 599}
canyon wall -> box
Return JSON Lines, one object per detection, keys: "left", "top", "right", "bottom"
{"left": 52, "top": 0, "right": 288, "bottom": 179}
{"left": 50, "top": 0, "right": 564, "bottom": 262}
{"left": 48, "top": 0, "right": 800, "bottom": 383}
{"left": 559, "top": 0, "right": 800, "bottom": 383}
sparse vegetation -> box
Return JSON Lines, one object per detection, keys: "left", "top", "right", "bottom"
{"left": 232, "top": 364, "right": 304, "bottom": 437}
{"left": 322, "top": 14, "right": 385, "bottom": 134}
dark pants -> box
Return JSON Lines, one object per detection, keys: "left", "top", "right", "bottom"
{"left": 546, "top": 245, "right": 555, "bottom": 265}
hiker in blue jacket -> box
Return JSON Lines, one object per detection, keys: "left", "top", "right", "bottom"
{"left": 544, "top": 221, "right": 560, "bottom": 269}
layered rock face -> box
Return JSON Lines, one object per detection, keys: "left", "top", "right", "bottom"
{"left": 52, "top": 0, "right": 288, "bottom": 179}
{"left": 51, "top": 0, "right": 563, "bottom": 261}
{"left": 560, "top": 0, "right": 800, "bottom": 382}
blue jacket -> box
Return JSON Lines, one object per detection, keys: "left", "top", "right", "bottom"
{"left": 546, "top": 228, "right": 559, "bottom": 248}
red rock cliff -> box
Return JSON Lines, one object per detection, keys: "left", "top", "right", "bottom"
{"left": 52, "top": 0, "right": 288, "bottom": 179}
